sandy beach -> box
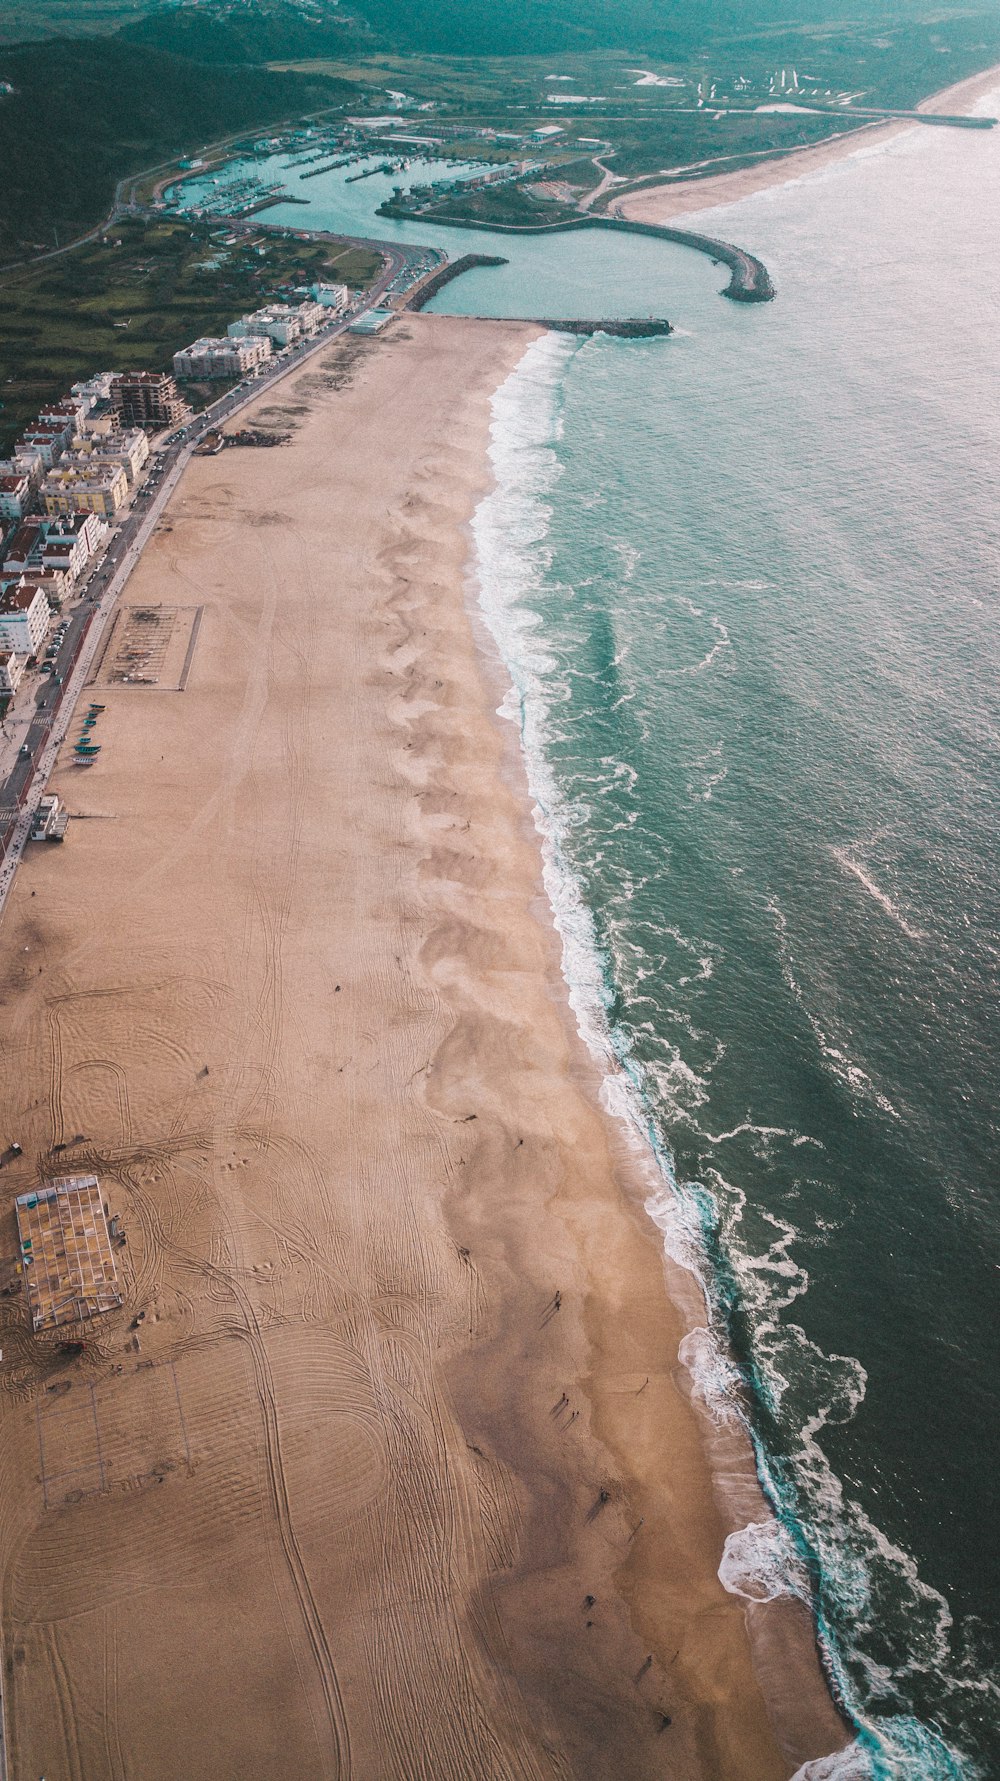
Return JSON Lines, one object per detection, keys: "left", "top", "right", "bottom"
{"left": 616, "top": 60, "right": 1000, "bottom": 224}
{"left": 0, "top": 313, "right": 850, "bottom": 1777}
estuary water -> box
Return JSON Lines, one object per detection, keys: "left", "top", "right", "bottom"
{"left": 195, "top": 112, "right": 1000, "bottom": 1776}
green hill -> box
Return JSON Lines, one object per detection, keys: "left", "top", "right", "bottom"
{"left": 0, "top": 38, "right": 354, "bottom": 258}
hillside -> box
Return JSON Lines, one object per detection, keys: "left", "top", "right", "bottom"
{"left": 0, "top": 38, "right": 354, "bottom": 258}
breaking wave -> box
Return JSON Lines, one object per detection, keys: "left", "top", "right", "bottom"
{"left": 469, "top": 332, "right": 982, "bottom": 1779}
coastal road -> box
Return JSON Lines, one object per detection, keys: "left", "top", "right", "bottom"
{"left": 0, "top": 238, "right": 437, "bottom": 920}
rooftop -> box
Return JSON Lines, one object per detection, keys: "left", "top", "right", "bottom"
{"left": 4, "top": 521, "right": 42, "bottom": 559}
{"left": 0, "top": 583, "right": 47, "bottom": 613}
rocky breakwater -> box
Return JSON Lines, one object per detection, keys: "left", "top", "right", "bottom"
{"left": 531, "top": 318, "right": 673, "bottom": 338}
{"left": 407, "top": 254, "right": 508, "bottom": 311}
{"left": 604, "top": 217, "right": 775, "bottom": 303}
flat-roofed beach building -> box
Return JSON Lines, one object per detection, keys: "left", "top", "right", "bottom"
{"left": 229, "top": 302, "right": 324, "bottom": 349}
{"left": 0, "top": 582, "right": 49, "bottom": 655}
{"left": 173, "top": 335, "right": 272, "bottom": 379}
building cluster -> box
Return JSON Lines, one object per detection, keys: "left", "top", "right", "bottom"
{"left": 0, "top": 370, "right": 187, "bottom": 701}
{"left": 173, "top": 286, "right": 346, "bottom": 382}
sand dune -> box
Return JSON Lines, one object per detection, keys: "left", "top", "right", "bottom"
{"left": 0, "top": 315, "right": 845, "bottom": 1777}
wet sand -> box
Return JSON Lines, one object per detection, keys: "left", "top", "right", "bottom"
{"left": 0, "top": 313, "right": 846, "bottom": 1777}
{"left": 616, "top": 61, "right": 1000, "bottom": 224}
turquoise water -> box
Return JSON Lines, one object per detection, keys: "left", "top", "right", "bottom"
{"left": 198, "top": 120, "right": 1000, "bottom": 1775}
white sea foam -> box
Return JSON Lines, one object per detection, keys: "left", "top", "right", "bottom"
{"left": 470, "top": 335, "right": 976, "bottom": 1781}
{"left": 766, "top": 893, "right": 901, "bottom": 1118}
{"left": 791, "top": 1745, "right": 874, "bottom": 1781}
{"left": 832, "top": 846, "right": 926, "bottom": 941}
{"left": 719, "top": 1517, "right": 812, "bottom": 1602}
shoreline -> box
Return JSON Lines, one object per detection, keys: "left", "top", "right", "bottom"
{"left": 614, "top": 60, "right": 1000, "bottom": 224}
{"left": 0, "top": 311, "right": 841, "bottom": 1776}
{"left": 463, "top": 331, "right": 852, "bottom": 1770}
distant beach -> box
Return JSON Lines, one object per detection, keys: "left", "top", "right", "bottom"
{"left": 616, "top": 59, "right": 1000, "bottom": 223}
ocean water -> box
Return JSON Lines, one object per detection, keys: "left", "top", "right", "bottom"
{"left": 463, "top": 119, "right": 1000, "bottom": 1778}
{"left": 193, "top": 113, "right": 1000, "bottom": 1775}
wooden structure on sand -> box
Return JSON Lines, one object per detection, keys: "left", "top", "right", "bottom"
{"left": 15, "top": 1176, "right": 122, "bottom": 1332}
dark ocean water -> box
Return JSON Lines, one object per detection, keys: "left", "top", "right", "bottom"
{"left": 188, "top": 109, "right": 1000, "bottom": 1775}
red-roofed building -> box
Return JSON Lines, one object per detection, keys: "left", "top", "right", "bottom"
{"left": 0, "top": 474, "right": 29, "bottom": 523}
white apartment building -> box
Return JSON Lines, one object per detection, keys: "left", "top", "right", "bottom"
{"left": 67, "top": 426, "right": 150, "bottom": 485}
{"left": 0, "top": 446, "right": 44, "bottom": 486}
{"left": 0, "top": 583, "right": 50, "bottom": 656}
{"left": 228, "top": 308, "right": 300, "bottom": 349}
{"left": 0, "top": 474, "right": 30, "bottom": 523}
{"left": 17, "top": 424, "right": 71, "bottom": 469}
{"left": 0, "top": 650, "right": 26, "bottom": 695}
{"left": 70, "top": 372, "right": 120, "bottom": 414}
{"left": 229, "top": 303, "right": 325, "bottom": 350}
{"left": 309, "top": 282, "right": 349, "bottom": 311}
{"left": 173, "top": 335, "right": 272, "bottom": 379}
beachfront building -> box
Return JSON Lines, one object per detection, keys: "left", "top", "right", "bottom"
{"left": 2, "top": 513, "right": 101, "bottom": 584}
{"left": 110, "top": 370, "right": 187, "bottom": 430}
{"left": 0, "top": 583, "right": 49, "bottom": 656}
{"left": 66, "top": 427, "right": 150, "bottom": 485}
{"left": 0, "top": 650, "right": 26, "bottom": 695}
{"left": 229, "top": 302, "right": 325, "bottom": 350}
{"left": 0, "top": 474, "right": 30, "bottom": 523}
{"left": 2, "top": 521, "right": 45, "bottom": 579}
{"left": 42, "top": 461, "right": 128, "bottom": 520}
{"left": 41, "top": 525, "right": 97, "bottom": 581}
{"left": 173, "top": 335, "right": 272, "bottom": 379}
{"left": 2, "top": 569, "right": 67, "bottom": 611}
{"left": 309, "top": 282, "right": 349, "bottom": 311}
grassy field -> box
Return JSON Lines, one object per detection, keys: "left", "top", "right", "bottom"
{"left": 385, "top": 183, "right": 574, "bottom": 228}
{"left": 0, "top": 217, "right": 379, "bottom": 451}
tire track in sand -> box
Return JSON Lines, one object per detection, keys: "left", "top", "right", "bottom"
{"left": 205, "top": 1259, "right": 352, "bottom": 1776}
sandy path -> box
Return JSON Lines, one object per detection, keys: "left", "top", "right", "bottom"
{"left": 615, "top": 60, "right": 1000, "bottom": 224}
{"left": 0, "top": 314, "right": 846, "bottom": 1778}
